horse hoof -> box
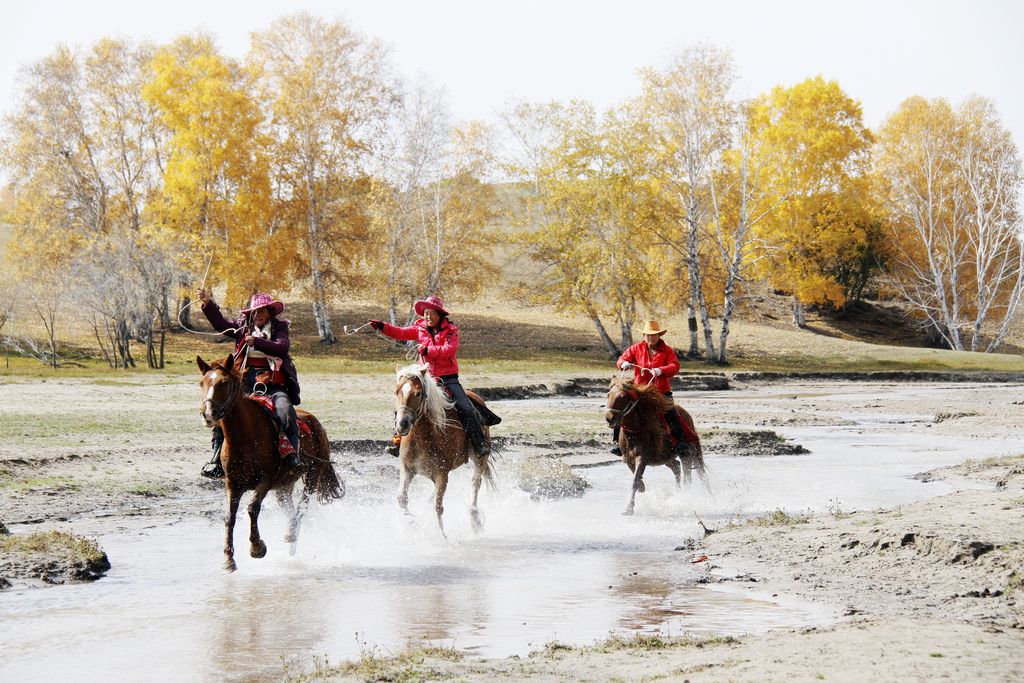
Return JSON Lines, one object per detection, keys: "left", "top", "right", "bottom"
{"left": 470, "top": 509, "right": 483, "bottom": 534}
{"left": 223, "top": 559, "right": 237, "bottom": 573}
{"left": 636, "top": 482, "right": 646, "bottom": 494}
{"left": 288, "top": 542, "right": 298, "bottom": 557}
{"left": 283, "top": 532, "right": 296, "bottom": 544}
{"left": 622, "top": 508, "right": 634, "bottom": 516}
{"left": 250, "top": 540, "right": 267, "bottom": 559}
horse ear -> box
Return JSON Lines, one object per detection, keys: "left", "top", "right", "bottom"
{"left": 197, "top": 355, "right": 210, "bottom": 374}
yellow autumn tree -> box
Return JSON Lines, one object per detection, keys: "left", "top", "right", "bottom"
{"left": 748, "top": 76, "right": 877, "bottom": 326}
{"left": 144, "top": 33, "right": 282, "bottom": 307}
{"left": 249, "top": 13, "right": 398, "bottom": 342}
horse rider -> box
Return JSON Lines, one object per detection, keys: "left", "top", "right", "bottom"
{"left": 612, "top": 320, "right": 687, "bottom": 456}
{"left": 369, "top": 295, "right": 491, "bottom": 459}
{"left": 196, "top": 288, "right": 302, "bottom": 478}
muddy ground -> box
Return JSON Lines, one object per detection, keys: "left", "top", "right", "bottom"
{"left": 1, "top": 372, "right": 1023, "bottom": 680}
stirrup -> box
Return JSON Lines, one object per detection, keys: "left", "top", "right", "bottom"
{"left": 610, "top": 445, "right": 622, "bottom": 456}
{"left": 201, "top": 460, "right": 224, "bottom": 479}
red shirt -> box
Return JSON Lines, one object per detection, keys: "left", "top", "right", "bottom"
{"left": 617, "top": 339, "right": 679, "bottom": 393}
{"left": 381, "top": 318, "right": 460, "bottom": 377}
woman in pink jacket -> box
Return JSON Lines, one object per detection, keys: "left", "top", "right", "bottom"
{"left": 612, "top": 319, "right": 687, "bottom": 455}
{"left": 369, "top": 295, "right": 490, "bottom": 458}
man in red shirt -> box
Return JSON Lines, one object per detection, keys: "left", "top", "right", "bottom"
{"left": 612, "top": 320, "right": 687, "bottom": 456}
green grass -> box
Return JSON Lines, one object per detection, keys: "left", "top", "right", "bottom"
{"left": 0, "top": 474, "right": 80, "bottom": 492}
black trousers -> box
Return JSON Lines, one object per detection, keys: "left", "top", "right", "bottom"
{"left": 211, "top": 368, "right": 298, "bottom": 459}
{"left": 437, "top": 374, "right": 488, "bottom": 452}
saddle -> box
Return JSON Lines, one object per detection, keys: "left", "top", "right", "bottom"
{"left": 246, "top": 395, "right": 312, "bottom": 459}
{"left": 435, "top": 384, "right": 502, "bottom": 426}
{"left": 467, "top": 390, "right": 502, "bottom": 426}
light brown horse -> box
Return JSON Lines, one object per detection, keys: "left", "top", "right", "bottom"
{"left": 605, "top": 378, "right": 706, "bottom": 516}
{"left": 197, "top": 353, "right": 344, "bottom": 571}
{"left": 393, "top": 363, "right": 496, "bottom": 537}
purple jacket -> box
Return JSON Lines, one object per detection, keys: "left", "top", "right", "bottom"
{"left": 201, "top": 301, "right": 301, "bottom": 405}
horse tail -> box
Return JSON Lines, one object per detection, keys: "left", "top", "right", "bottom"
{"left": 301, "top": 414, "right": 345, "bottom": 504}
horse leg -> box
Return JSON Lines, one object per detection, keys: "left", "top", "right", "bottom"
{"left": 247, "top": 480, "right": 273, "bottom": 559}
{"left": 470, "top": 461, "right": 484, "bottom": 534}
{"left": 433, "top": 470, "right": 449, "bottom": 539}
{"left": 667, "top": 458, "right": 682, "bottom": 489}
{"left": 223, "top": 490, "right": 241, "bottom": 572}
{"left": 276, "top": 484, "right": 297, "bottom": 543}
{"left": 624, "top": 462, "right": 647, "bottom": 516}
{"left": 397, "top": 462, "right": 413, "bottom": 516}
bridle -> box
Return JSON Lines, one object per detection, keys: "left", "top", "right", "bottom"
{"left": 607, "top": 387, "right": 640, "bottom": 425}
{"left": 203, "top": 368, "right": 242, "bottom": 422}
{"left": 396, "top": 376, "right": 425, "bottom": 431}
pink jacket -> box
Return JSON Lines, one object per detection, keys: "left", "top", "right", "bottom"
{"left": 381, "top": 318, "right": 460, "bottom": 377}
{"left": 617, "top": 339, "right": 679, "bottom": 393}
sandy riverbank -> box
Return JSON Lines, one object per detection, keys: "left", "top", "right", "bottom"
{"left": 299, "top": 454, "right": 1024, "bottom": 682}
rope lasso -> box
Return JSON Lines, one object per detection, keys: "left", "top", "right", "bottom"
{"left": 342, "top": 322, "right": 373, "bottom": 336}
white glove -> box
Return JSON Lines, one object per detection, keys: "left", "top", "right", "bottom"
{"left": 620, "top": 361, "right": 632, "bottom": 370}
{"left": 652, "top": 368, "right": 662, "bottom": 377}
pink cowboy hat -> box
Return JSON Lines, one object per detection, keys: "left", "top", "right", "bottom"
{"left": 241, "top": 292, "right": 284, "bottom": 316}
{"left": 414, "top": 295, "right": 449, "bottom": 317}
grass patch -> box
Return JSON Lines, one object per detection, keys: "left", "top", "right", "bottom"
{"left": 746, "top": 509, "right": 811, "bottom": 527}
{"left": 125, "top": 483, "right": 173, "bottom": 497}
{"left": 0, "top": 530, "right": 106, "bottom": 565}
{"left": 593, "top": 632, "right": 738, "bottom": 653}
{"left": 0, "top": 475, "right": 80, "bottom": 492}
{"left": 287, "top": 646, "right": 463, "bottom": 682}
{"left": 929, "top": 652, "right": 944, "bottom": 658}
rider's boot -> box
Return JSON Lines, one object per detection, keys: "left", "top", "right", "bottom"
{"left": 282, "top": 420, "right": 302, "bottom": 471}
{"left": 610, "top": 426, "right": 622, "bottom": 456}
{"left": 201, "top": 426, "right": 225, "bottom": 479}
{"left": 385, "top": 433, "right": 401, "bottom": 457}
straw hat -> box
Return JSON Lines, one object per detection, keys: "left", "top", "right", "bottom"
{"left": 641, "top": 320, "right": 667, "bottom": 336}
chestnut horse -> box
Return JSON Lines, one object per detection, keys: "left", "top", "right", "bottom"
{"left": 393, "top": 363, "right": 495, "bottom": 537}
{"left": 605, "top": 378, "right": 706, "bottom": 515}
{"left": 197, "top": 353, "right": 344, "bottom": 571}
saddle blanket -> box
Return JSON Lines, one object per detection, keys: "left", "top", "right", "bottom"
{"left": 247, "top": 395, "right": 312, "bottom": 458}
{"left": 662, "top": 409, "right": 701, "bottom": 447}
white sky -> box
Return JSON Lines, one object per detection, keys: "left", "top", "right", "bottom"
{"left": 2, "top": 0, "right": 1023, "bottom": 157}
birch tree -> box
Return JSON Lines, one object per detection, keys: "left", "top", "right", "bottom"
{"left": 875, "top": 96, "right": 1023, "bottom": 351}
{"left": 249, "top": 13, "right": 398, "bottom": 342}
{"left": 639, "top": 45, "right": 737, "bottom": 359}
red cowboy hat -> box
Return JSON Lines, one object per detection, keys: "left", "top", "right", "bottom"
{"left": 414, "top": 295, "right": 449, "bottom": 317}
{"left": 241, "top": 292, "right": 284, "bottom": 316}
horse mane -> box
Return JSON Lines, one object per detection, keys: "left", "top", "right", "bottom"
{"left": 397, "top": 363, "right": 454, "bottom": 429}
{"left": 614, "top": 378, "right": 674, "bottom": 432}
{"left": 211, "top": 356, "right": 241, "bottom": 381}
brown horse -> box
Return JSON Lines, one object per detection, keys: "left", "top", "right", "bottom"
{"left": 605, "top": 378, "right": 706, "bottom": 516}
{"left": 197, "top": 353, "right": 344, "bottom": 571}
{"left": 393, "top": 363, "right": 496, "bottom": 537}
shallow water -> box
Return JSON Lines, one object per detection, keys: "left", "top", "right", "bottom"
{"left": 2, "top": 384, "right": 1019, "bottom": 682}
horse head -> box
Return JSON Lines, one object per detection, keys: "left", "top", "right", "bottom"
{"left": 197, "top": 352, "right": 241, "bottom": 428}
{"left": 395, "top": 363, "right": 453, "bottom": 434}
{"left": 605, "top": 378, "right": 640, "bottom": 428}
